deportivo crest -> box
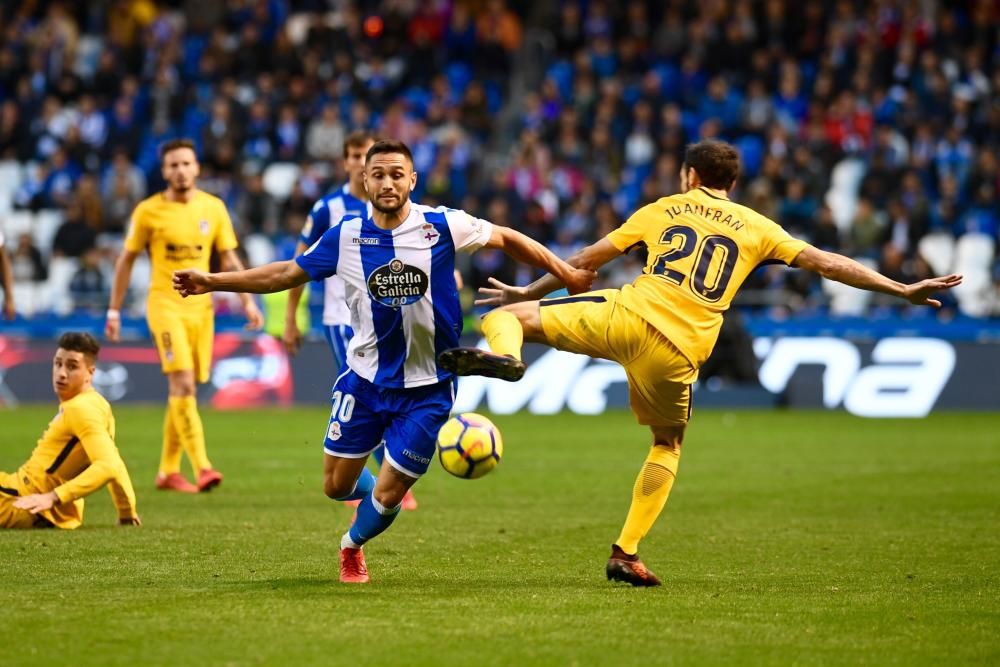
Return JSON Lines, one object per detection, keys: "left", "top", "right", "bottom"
{"left": 421, "top": 223, "right": 440, "bottom": 244}
{"left": 199, "top": 219, "right": 209, "bottom": 234}
{"left": 367, "top": 259, "right": 429, "bottom": 307}
{"left": 327, "top": 421, "right": 342, "bottom": 441}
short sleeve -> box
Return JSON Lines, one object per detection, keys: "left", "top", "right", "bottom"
{"left": 606, "top": 204, "right": 657, "bottom": 252}
{"left": 756, "top": 217, "right": 809, "bottom": 265}
{"left": 123, "top": 206, "right": 149, "bottom": 253}
{"left": 295, "top": 223, "right": 343, "bottom": 280}
{"left": 300, "top": 199, "right": 330, "bottom": 247}
{"left": 213, "top": 201, "right": 239, "bottom": 252}
{"left": 445, "top": 209, "right": 493, "bottom": 253}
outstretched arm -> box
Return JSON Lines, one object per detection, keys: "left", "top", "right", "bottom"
{"left": 483, "top": 226, "right": 596, "bottom": 297}
{"left": 174, "top": 260, "right": 310, "bottom": 297}
{"left": 792, "top": 245, "right": 962, "bottom": 307}
{"left": 477, "top": 238, "right": 622, "bottom": 306}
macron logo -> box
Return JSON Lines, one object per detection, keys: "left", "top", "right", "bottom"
{"left": 352, "top": 237, "right": 380, "bottom": 246}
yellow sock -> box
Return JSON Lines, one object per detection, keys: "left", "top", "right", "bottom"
{"left": 481, "top": 310, "right": 523, "bottom": 360}
{"left": 169, "top": 396, "right": 211, "bottom": 474}
{"left": 615, "top": 444, "right": 681, "bottom": 555}
{"left": 158, "top": 407, "right": 183, "bottom": 475}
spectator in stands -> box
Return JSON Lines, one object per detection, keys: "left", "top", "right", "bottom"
{"left": 305, "top": 104, "right": 345, "bottom": 161}
{"left": 10, "top": 233, "right": 46, "bottom": 284}
{"left": 69, "top": 247, "right": 107, "bottom": 314}
{"left": 51, "top": 200, "right": 97, "bottom": 258}
{"left": 235, "top": 173, "right": 279, "bottom": 236}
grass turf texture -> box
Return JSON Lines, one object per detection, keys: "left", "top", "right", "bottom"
{"left": 1, "top": 407, "right": 998, "bottom": 666}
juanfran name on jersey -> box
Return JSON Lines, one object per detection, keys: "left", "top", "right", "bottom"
{"left": 297, "top": 203, "right": 493, "bottom": 389}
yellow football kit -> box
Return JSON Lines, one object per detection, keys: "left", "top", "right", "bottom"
{"left": 125, "top": 190, "right": 239, "bottom": 382}
{"left": 539, "top": 187, "right": 808, "bottom": 425}
{"left": 0, "top": 389, "right": 137, "bottom": 529}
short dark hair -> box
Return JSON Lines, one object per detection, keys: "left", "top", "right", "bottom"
{"left": 683, "top": 140, "right": 741, "bottom": 190}
{"left": 58, "top": 332, "right": 100, "bottom": 362}
{"left": 344, "top": 130, "right": 378, "bottom": 158}
{"left": 159, "top": 138, "right": 198, "bottom": 164}
{"left": 366, "top": 139, "right": 413, "bottom": 166}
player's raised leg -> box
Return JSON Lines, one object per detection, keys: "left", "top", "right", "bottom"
{"left": 438, "top": 300, "right": 541, "bottom": 381}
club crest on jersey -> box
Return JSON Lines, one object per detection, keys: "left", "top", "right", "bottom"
{"left": 367, "top": 259, "right": 429, "bottom": 307}
{"left": 327, "top": 421, "right": 342, "bottom": 441}
{"left": 421, "top": 223, "right": 440, "bottom": 245}
{"left": 199, "top": 219, "right": 209, "bottom": 235}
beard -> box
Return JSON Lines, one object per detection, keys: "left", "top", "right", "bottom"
{"left": 371, "top": 192, "right": 408, "bottom": 214}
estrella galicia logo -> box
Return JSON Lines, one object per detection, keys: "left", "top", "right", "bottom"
{"left": 367, "top": 259, "right": 429, "bottom": 307}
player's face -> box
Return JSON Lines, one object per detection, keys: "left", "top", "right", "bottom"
{"left": 52, "top": 349, "right": 94, "bottom": 401}
{"left": 364, "top": 152, "right": 416, "bottom": 214}
{"left": 345, "top": 140, "right": 375, "bottom": 189}
{"left": 161, "top": 147, "right": 200, "bottom": 193}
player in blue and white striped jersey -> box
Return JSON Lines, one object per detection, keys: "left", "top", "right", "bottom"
{"left": 281, "top": 131, "right": 420, "bottom": 511}
{"left": 173, "top": 140, "right": 594, "bottom": 583}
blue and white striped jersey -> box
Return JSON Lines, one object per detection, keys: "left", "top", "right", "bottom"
{"left": 300, "top": 184, "right": 372, "bottom": 326}
{"left": 296, "top": 203, "right": 493, "bottom": 389}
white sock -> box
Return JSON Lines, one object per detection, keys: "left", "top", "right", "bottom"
{"left": 341, "top": 533, "right": 362, "bottom": 550}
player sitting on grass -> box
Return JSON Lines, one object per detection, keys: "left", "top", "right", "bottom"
{"left": 1, "top": 333, "right": 140, "bottom": 529}
{"left": 172, "top": 140, "right": 594, "bottom": 583}
{"left": 440, "top": 139, "right": 962, "bottom": 587}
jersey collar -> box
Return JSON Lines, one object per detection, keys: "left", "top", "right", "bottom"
{"left": 698, "top": 187, "right": 730, "bottom": 201}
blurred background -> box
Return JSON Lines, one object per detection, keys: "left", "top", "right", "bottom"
{"left": 0, "top": 0, "right": 997, "bottom": 412}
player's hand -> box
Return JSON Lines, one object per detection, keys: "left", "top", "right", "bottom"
{"left": 244, "top": 300, "right": 264, "bottom": 330}
{"left": 13, "top": 491, "right": 58, "bottom": 514}
{"left": 3, "top": 301, "right": 15, "bottom": 320}
{"left": 105, "top": 316, "right": 121, "bottom": 342}
{"left": 173, "top": 269, "right": 212, "bottom": 297}
{"left": 118, "top": 515, "right": 142, "bottom": 526}
{"left": 475, "top": 277, "right": 530, "bottom": 306}
{"left": 902, "top": 274, "right": 963, "bottom": 307}
{"left": 283, "top": 319, "right": 302, "bottom": 356}
{"left": 563, "top": 267, "right": 597, "bottom": 295}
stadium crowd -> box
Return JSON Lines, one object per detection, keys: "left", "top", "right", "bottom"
{"left": 0, "top": 0, "right": 997, "bottom": 323}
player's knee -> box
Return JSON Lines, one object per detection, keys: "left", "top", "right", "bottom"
{"left": 167, "top": 373, "right": 196, "bottom": 397}
{"left": 650, "top": 425, "right": 685, "bottom": 449}
{"left": 323, "top": 476, "right": 355, "bottom": 500}
{"left": 372, "top": 484, "right": 407, "bottom": 509}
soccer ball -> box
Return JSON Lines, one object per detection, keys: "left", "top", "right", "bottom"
{"left": 436, "top": 413, "right": 503, "bottom": 479}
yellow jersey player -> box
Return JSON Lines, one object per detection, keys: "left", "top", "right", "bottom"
{"left": 439, "top": 139, "right": 963, "bottom": 587}
{"left": 1, "top": 333, "right": 140, "bottom": 529}
{"left": 106, "top": 138, "right": 264, "bottom": 494}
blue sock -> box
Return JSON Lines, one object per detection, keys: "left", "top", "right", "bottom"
{"left": 371, "top": 444, "right": 385, "bottom": 467}
{"left": 346, "top": 493, "right": 400, "bottom": 547}
{"left": 333, "top": 467, "right": 376, "bottom": 502}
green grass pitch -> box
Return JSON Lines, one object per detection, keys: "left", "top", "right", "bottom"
{"left": 1, "top": 406, "right": 998, "bottom": 666}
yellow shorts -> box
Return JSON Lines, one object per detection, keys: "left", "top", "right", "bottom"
{"left": 539, "top": 289, "right": 698, "bottom": 426}
{"left": 147, "top": 309, "right": 214, "bottom": 383}
{"left": 0, "top": 471, "right": 51, "bottom": 529}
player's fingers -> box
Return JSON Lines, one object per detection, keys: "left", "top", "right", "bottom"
{"left": 486, "top": 277, "right": 510, "bottom": 289}
{"left": 926, "top": 298, "right": 942, "bottom": 308}
{"left": 474, "top": 297, "right": 500, "bottom": 306}
{"left": 477, "top": 287, "right": 501, "bottom": 296}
